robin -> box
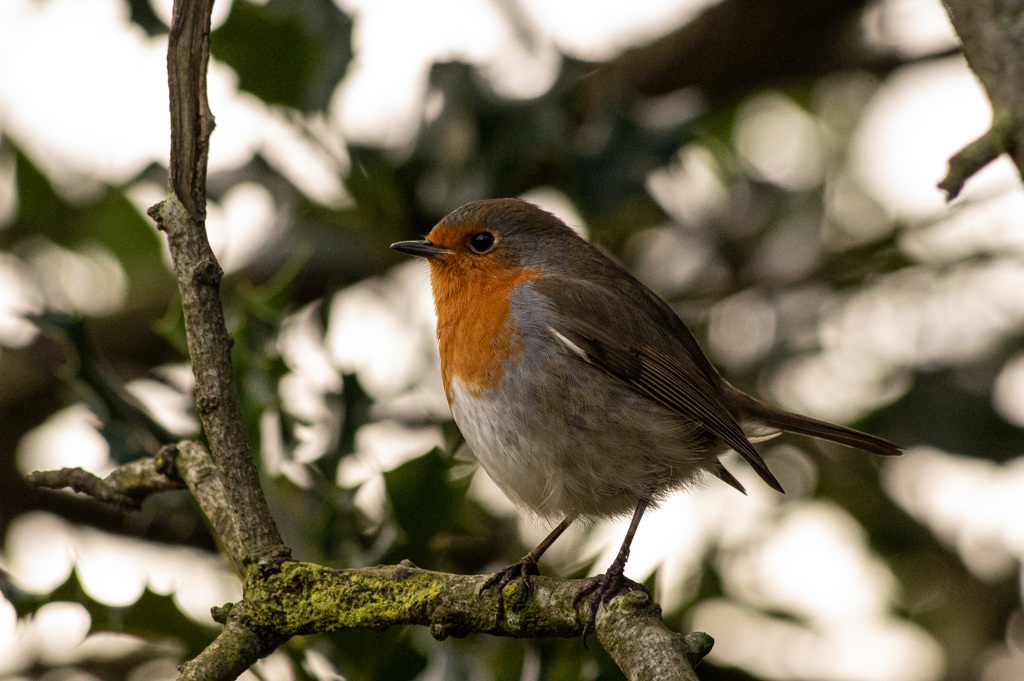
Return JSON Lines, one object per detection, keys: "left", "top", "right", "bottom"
{"left": 391, "top": 198, "right": 902, "bottom": 636}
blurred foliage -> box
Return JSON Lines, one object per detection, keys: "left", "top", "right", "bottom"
{"left": 1, "top": 0, "right": 1021, "bottom": 680}
{"left": 6, "top": 568, "right": 217, "bottom": 678}
{"left": 211, "top": 0, "right": 353, "bottom": 112}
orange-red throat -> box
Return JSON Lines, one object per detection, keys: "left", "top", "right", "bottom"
{"left": 392, "top": 221, "right": 543, "bottom": 400}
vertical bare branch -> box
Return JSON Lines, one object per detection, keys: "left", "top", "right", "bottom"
{"left": 148, "top": 0, "right": 288, "bottom": 570}
{"left": 166, "top": 0, "right": 214, "bottom": 222}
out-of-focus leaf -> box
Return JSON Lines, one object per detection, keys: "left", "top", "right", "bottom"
{"left": 78, "top": 187, "right": 163, "bottom": 267}
{"left": 10, "top": 568, "right": 217, "bottom": 657}
{"left": 122, "top": 587, "right": 218, "bottom": 657}
{"left": 316, "top": 372, "right": 371, "bottom": 481}
{"left": 382, "top": 447, "right": 470, "bottom": 570}
{"left": 125, "top": 0, "right": 168, "bottom": 36}
{"left": 329, "top": 629, "right": 427, "bottom": 681}
{"left": 4, "top": 148, "right": 76, "bottom": 246}
{"left": 154, "top": 297, "right": 189, "bottom": 356}
{"left": 211, "top": 0, "right": 352, "bottom": 112}
{"left": 407, "top": 61, "right": 679, "bottom": 245}
{"left": 237, "top": 246, "right": 312, "bottom": 318}
{"left": 9, "top": 569, "right": 111, "bottom": 632}
{"left": 29, "top": 313, "right": 176, "bottom": 461}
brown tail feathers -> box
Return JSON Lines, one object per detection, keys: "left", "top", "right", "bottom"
{"left": 723, "top": 383, "right": 904, "bottom": 458}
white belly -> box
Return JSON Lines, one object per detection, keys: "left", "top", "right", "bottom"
{"left": 447, "top": 356, "right": 718, "bottom": 521}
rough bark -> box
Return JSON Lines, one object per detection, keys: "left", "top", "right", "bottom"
{"left": 147, "top": 0, "right": 289, "bottom": 570}
{"left": 940, "top": 0, "right": 1024, "bottom": 198}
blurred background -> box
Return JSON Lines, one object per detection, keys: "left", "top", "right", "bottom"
{"left": 1, "top": 0, "right": 1022, "bottom": 679}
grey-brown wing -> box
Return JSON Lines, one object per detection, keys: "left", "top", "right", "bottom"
{"left": 547, "top": 320, "right": 783, "bottom": 493}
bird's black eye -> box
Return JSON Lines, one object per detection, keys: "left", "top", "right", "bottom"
{"left": 468, "top": 231, "right": 495, "bottom": 253}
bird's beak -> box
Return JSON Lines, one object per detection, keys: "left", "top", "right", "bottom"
{"left": 390, "top": 240, "right": 451, "bottom": 258}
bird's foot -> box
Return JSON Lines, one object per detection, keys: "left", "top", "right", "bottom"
{"left": 574, "top": 562, "right": 648, "bottom": 644}
{"left": 480, "top": 555, "right": 541, "bottom": 625}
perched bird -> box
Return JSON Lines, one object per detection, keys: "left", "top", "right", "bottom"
{"left": 391, "top": 198, "right": 902, "bottom": 635}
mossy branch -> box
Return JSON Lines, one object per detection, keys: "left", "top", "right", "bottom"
{"left": 242, "top": 561, "right": 711, "bottom": 681}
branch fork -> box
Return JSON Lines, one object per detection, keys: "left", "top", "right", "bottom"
{"left": 23, "top": 0, "right": 714, "bottom": 678}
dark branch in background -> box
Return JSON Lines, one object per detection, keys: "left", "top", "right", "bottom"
{"left": 147, "top": 0, "right": 288, "bottom": 569}
{"left": 591, "top": 0, "right": 946, "bottom": 103}
{"left": 940, "top": 0, "right": 1024, "bottom": 199}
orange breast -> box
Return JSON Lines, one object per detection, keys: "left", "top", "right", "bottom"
{"left": 429, "top": 259, "right": 542, "bottom": 400}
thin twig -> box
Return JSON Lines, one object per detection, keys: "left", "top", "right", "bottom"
{"left": 942, "top": 0, "right": 1024, "bottom": 193}
{"left": 938, "top": 110, "right": 1014, "bottom": 200}
{"left": 26, "top": 459, "right": 184, "bottom": 510}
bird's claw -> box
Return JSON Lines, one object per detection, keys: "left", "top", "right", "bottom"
{"left": 574, "top": 566, "right": 647, "bottom": 645}
{"left": 480, "top": 556, "right": 541, "bottom": 625}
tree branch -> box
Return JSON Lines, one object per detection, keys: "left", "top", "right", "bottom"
{"left": 599, "top": 593, "right": 713, "bottom": 681}
{"left": 938, "top": 109, "right": 1014, "bottom": 200}
{"left": 169, "top": 441, "right": 250, "bottom": 572}
{"left": 26, "top": 446, "right": 713, "bottom": 680}
{"left": 25, "top": 456, "right": 184, "bottom": 511}
{"left": 23, "top": 442, "right": 247, "bottom": 571}
{"left": 147, "top": 0, "right": 288, "bottom": 569}
{"left": 941, "top": 0, "right": 1024, "bottom": 198}
{"left": 588, "top": 0, "right": 949, "bottom": 104}
{"left": 240, "top": 561, "right": 711, "bottom": 681}
{"left": 178, "top": 600, "right": 284, "bottom": 681}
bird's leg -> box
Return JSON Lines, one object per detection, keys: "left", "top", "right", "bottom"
{"left": 576, "top": 498, "right": 650, "bottom": 641}
{"left": 481, "top": 517, "right": 573, "bottom": 624}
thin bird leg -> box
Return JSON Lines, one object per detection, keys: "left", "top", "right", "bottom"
{"left": 576, "top": 498, "right": 650, "bottom": 641}
{"left": 481, "top": 517, "right": 573, "bottom": 624}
